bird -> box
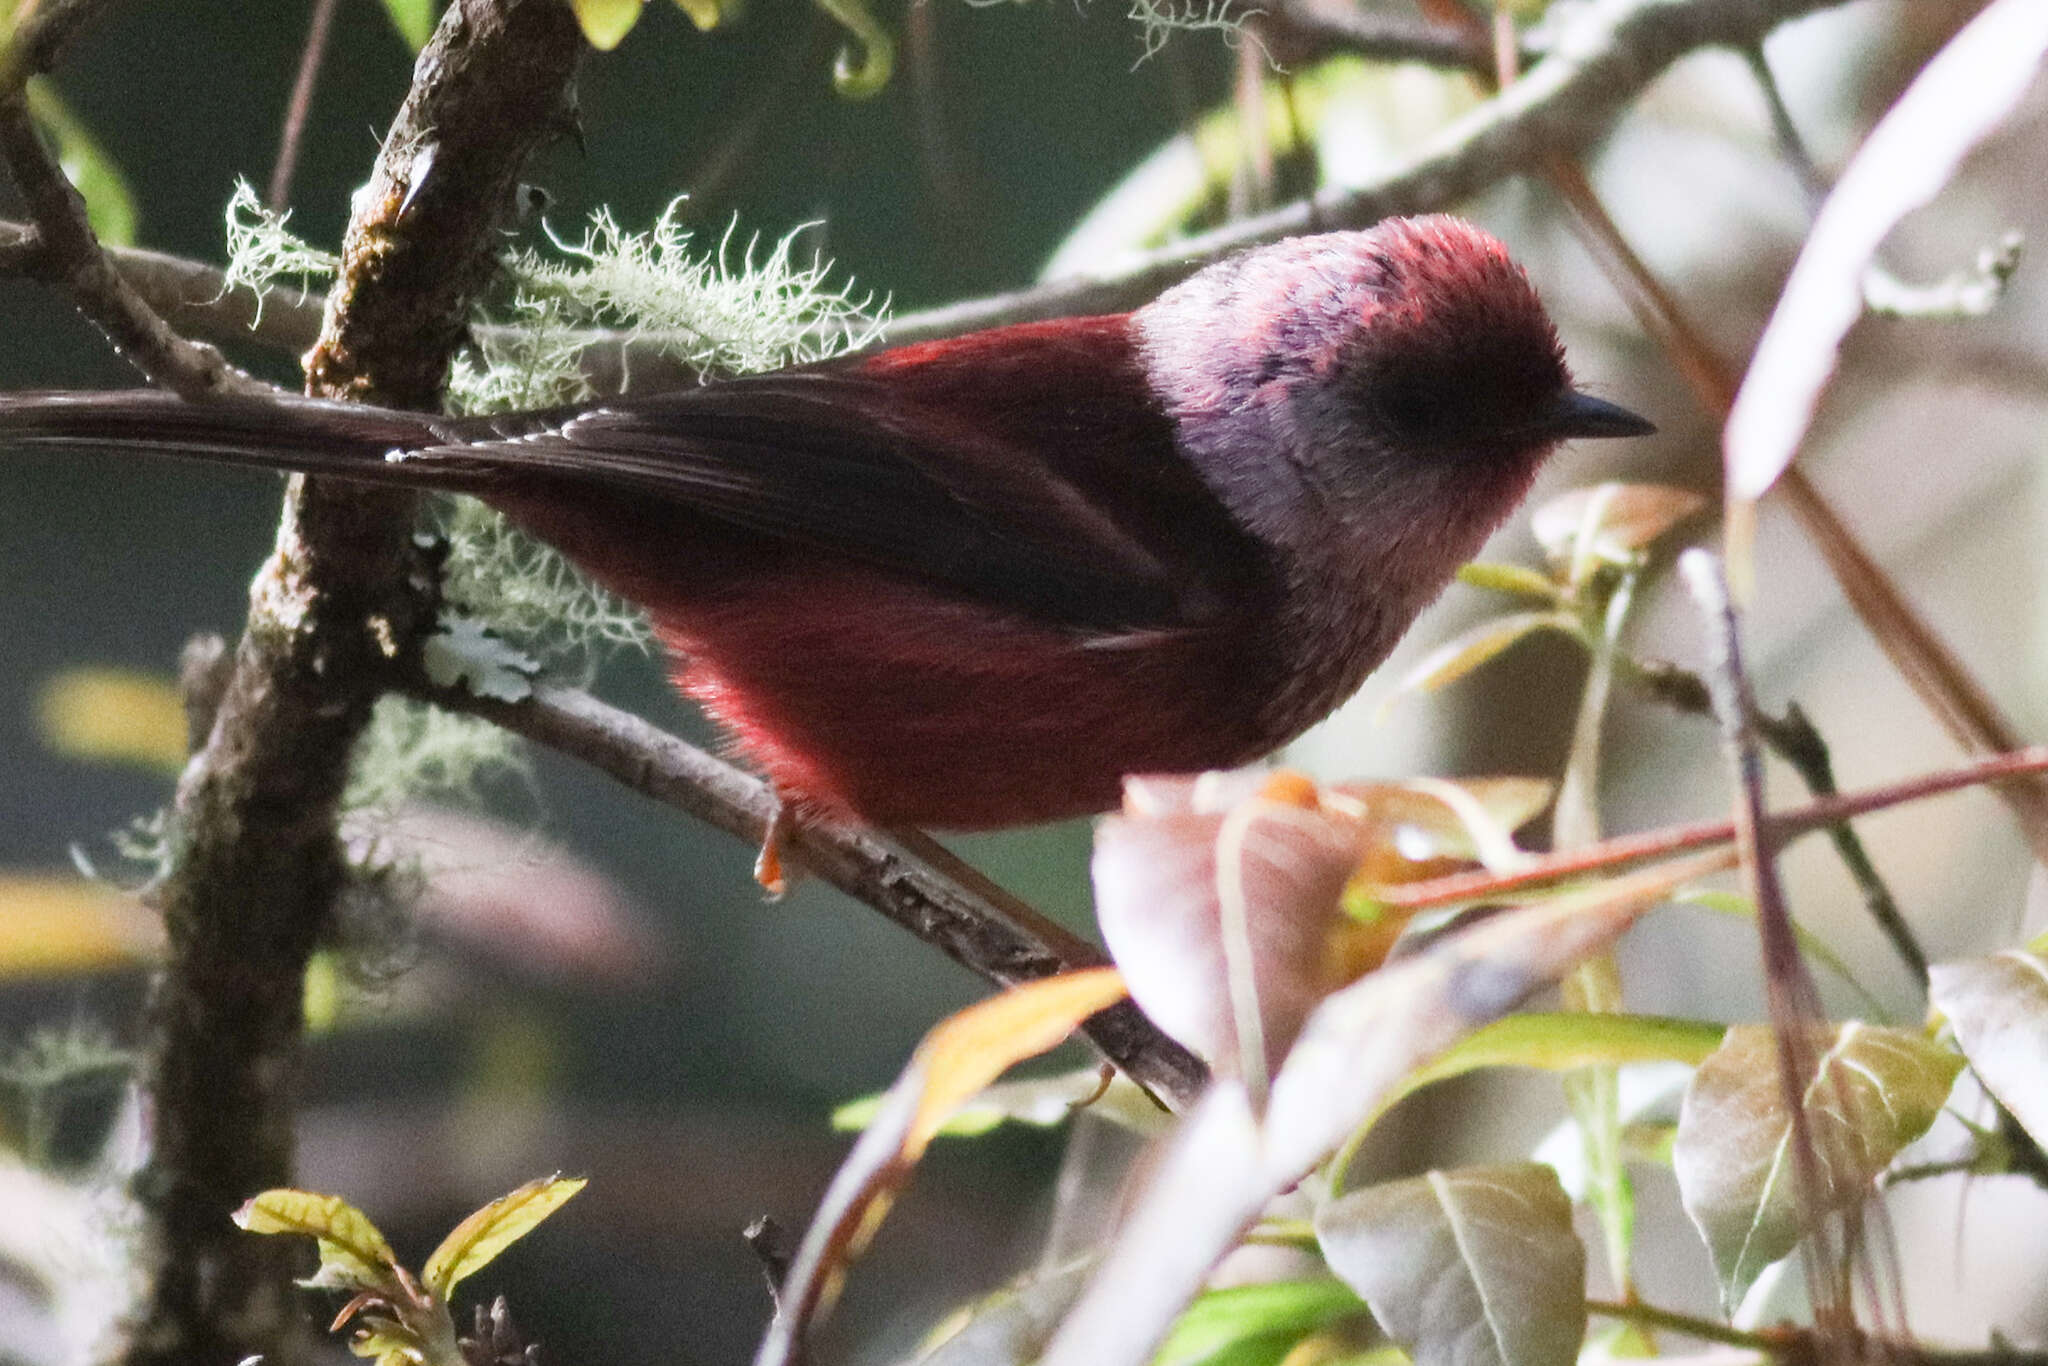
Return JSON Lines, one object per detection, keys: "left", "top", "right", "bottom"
{"left": 0, "top": 214, "right": 1651, "bottom": 833}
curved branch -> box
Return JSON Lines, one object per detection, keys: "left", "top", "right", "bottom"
{"left": 400, "top": 675, "right": 1209, "bottom": 1110}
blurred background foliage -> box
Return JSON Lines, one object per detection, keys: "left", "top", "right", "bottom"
{"left": 3, "top": 0, "right": 2047, "bottom": 1362}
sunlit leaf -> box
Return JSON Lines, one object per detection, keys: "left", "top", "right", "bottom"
{"left": 1095, "top": 778, "right": 1372, "bottom": 1082}
{"left": 1317, "top": 1164, "right": 1584, "bottom": 1366}
{"left": 1336, "top": 778, "right": 1552, "bottom": 879}
{"left": 1529, "top": 484, "right": 1706, "bottom": 571}
{"left": 1930, "top": 949, "right": 2048, "bottom": 1150}
{"left": 1457, "top": 562, "right": 1562, "bottom": 603}
{"left": 24, "top": 81, "right": 137, "bottom": 245}
{"left": 1155, "top": 1280, "right": 1371, "bottom": 1366}
{"left": 379, "top": 0, "right": 436, "bottom": 49}
{"left": 1383, "top": 612, "right": 1582, "bottom": 710}
{"left": 1037, "top": 852, "right": 1728, "bottom": 1366}
{"left": 422, "top": 1174, "right": 585, "bottom": 1301}
{"left": 570, "top": 0, "right": 644, "bottom": 49}
{"left": 36, "top": 668, "right": 186, "bottom": 773}
{"left": 233, "top": 1189, "right": 402, "bottom": 1295}
{"left": 756, "top": 969, "right": 1129, "bottom": 1366}
{"left": 1724, "top": 0, "right": 2048, "bottom": 521}
{"left": 1672, "top": 1023, "right": 1963, "bottom": 1309}
{"left": 1393, "top": 1013, "right": 1721, "bottom": 1105}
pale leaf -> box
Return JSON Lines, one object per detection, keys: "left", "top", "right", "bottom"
{"left": 1530, "top": 484, "right": 1706, "bottom": 568}
{"left": 1724, "top": 0, "right": 2048, "bottom": 506}
{"left": 1672, "top": 1023, "right": 1962, "bottom": 1309}
{"left": 1929, "top": 949, "right": 2048, "bottom": 1150}
{"left": 1317, "top": 1164, "right": 1585, "bottom": 1366}
{"left": 1386, "top": 612, "right": 1582, "bottom": 707}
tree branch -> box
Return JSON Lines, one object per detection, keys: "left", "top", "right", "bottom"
{"left": 0, "top": 0, "right": 1859, "bottom": 382}
{"left": 113, "top": 4, "right": 585, "bottom": 1364}
{"left": 399, "top": 675, "right": 1209, "bottom": 1109}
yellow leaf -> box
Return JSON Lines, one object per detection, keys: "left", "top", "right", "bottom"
{"left": 37, "top": 668, "right": 186, "bottom": 772}
{"left": 670, "top": 0, "right": 731, "bottom": 29}
{"left": 422, "top": 1175, "right": 586, "bottom": 1301}
{"left": 1381, "top": 611, "right": 1582, "bottom": 713}
{"left": 0, "top": 876, "right": 160, "bottom": 975}
{"left": 906, "top": 967, "right": 1129, "bottom": 1156}
{"left": 234, "top": 1189, "right": 401, "bottom": 1294}
{"left": 570, "top": 0, "right": 643, "bottom": 49}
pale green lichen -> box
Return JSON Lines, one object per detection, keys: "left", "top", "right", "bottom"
{"left": 438, "top": 203, "right": 886, "bottom": 672}
{"left": 1125, "top": 0, "right": 1257, "bottom": 61}
{"left": 505, "top": 202, "right": 886, "bottom": 378}
{"left": 220, "top": 180, "right": 338, "bottom": 322}
{"left": 346, "top": 695, "right": 532, "bottom": 819}
{"left": 219, "top": 188, "right": 885, "bottom": 816}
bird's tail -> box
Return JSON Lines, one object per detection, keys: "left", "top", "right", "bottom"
{"left": 0, "top": 388, "right": 505, "bottom": 493}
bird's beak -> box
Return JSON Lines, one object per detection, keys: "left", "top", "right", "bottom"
{"left": 1546, "top": 390, "right": 1657, "bottom": 440}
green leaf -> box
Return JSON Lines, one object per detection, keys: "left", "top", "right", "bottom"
{"left": 25, "top": 81, "right": 137, "bottom": 246}
{"left": 1397, "top": 1013, "right": 1722, "bottom": 1099}
{"left": 1316, "top": 1164, "right": 1585, "bottom": 1366}
{"left": 1456, "top": 562, "right": 1562, "bottom": 604}
{"left": 422, "top": 1174, "right": 585, "bottom": 1301}
{"left": 570, "top": 0, "right": 643, "bottom": 49}
{"left": 671, "top": 0, "right": 737, "bottom": 29}
{"left": 1930, "top": 948, "right": 2048, "bottom": 1150}
{"left": 1672, "top": 1023, "right": 1963, "bottom": 1310}
{"left": 379, "top": 0, "right": 436, "bottom": 50}
{"left": 1155, "top": 1280, "right": 1371, "bottom": 1366}
{"left": 1382, "top": 612, "right": 1583, "bottom": 713}
{"left": 233, "top": 1189, "right": 402, "bottom": 1295}
{"left": 816, "top": 0, "right": 894, "bottom": 97}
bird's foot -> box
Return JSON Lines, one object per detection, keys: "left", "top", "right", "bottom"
{"left": 754, "top": 800, "right": 795, "bottom": 900}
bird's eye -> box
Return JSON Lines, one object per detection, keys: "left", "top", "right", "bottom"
{"left": 1372, "top": 363, "right": 1456, "bottom": 440}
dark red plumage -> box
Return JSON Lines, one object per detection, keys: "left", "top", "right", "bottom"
{"left": 0, "top": 215, "right": 1652, "bottom": 829}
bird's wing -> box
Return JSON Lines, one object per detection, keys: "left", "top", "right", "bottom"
{"left": 422, "top": 368, "right": 1249, "bottom": 631}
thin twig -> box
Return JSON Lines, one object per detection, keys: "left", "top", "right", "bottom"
{"left": 1536, "top": 131, "right": 2048, "bottom": 867}
{"left": 399, "top": 675, "right": 1209, "bottom": 1110}
{"left": 1742, "top": 44, "right": 1828, "bottom": 205}
{"left": 1753, "top": 703, "right": 1927, "bottom": 983}
{"left": 268, "top": 0, "right": 342, "bottom": 210}
{"left": 1620, "top": 659, "right": 1926, "bottom": 985}
{"left": 1252, "top": 0, "right": 1531, "bottom": 74}
{"left": 1589, "top": 1297, "right": 2048, "bottom": 1366}
{"left": 1376, "top": 745, "right": 2048, "bottom": 912}
{"left": 1679, "top": 548, "right": 1850, "bottom": 1327}
{"left": 0, "top": 0, "right": 1867, "bottom": 381}
{"left": 0, "top": 96, "right": 264, "bottom": 396}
